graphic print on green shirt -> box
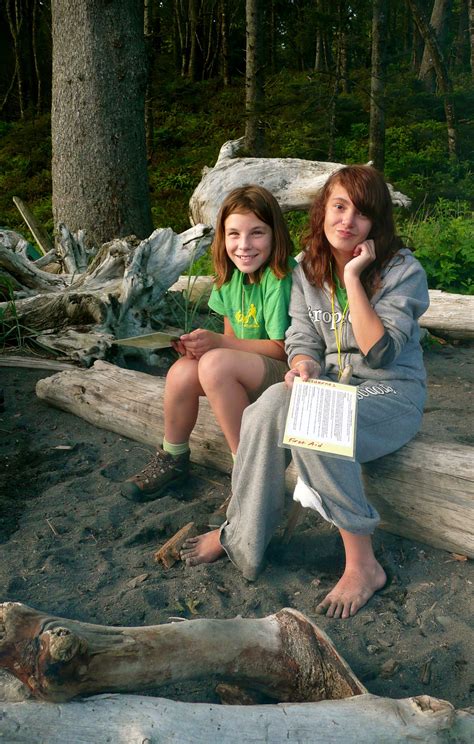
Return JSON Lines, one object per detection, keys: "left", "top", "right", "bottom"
{"left": 208, "top": 259, "right": 296, "bottom": 340}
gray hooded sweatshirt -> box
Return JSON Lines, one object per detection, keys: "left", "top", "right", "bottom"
{"left": 285, "top": 248, "right": 430, "bottom": 410}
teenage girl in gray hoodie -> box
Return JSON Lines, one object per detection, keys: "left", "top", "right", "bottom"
{"left": 182, "top": 165, "right": 430, "bottom": 620}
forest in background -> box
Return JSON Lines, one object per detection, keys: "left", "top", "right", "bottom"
{"left": 0, "top": 0, "right": 473, "bottom": 293}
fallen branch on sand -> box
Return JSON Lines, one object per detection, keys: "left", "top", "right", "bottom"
{"left": 35, "top": 361, "right": 474, "bottom": 558}
{"left": 0, "top": 602, "right": 472, "bottom": 743}
{"left": 0, "top": 602, "right": 364, "bottom": 702}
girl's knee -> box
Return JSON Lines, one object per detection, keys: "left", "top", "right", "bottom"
{"left": 198, "top": 348, "right": 235, "bottom": 385}
{"left": 166, "top": 357, "right": 200, "bottom": 389}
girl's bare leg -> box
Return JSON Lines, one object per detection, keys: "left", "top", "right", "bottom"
{"left": 164, "top": 357, "right": 205, "bottom": 443}
{"left": 315, "top": 530, "right": 386, "bottom": 619}
{"left": 181, "top": 349, "right": 267, "bottom": 565}
{"left": 197, "top": 349, "right": 266, "bottom": 454}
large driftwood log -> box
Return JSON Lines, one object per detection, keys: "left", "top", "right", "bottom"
{"left": 0, "top": 603, "right": 471, "bottom": 743}
{"left": 0, "top": 225, "right": 213, "bottom": 365}
{"left": 36, "top": 361, "right": 474, "bottom": 558}
{"left": 1, "top": 692, "right": 471, "bottom": 744}
{"left": 168, "top": 275, "right": 474, "bottom": 341}
{"left": 189, "top": 138, "right": 411, "bottom": 226}
{"left": 0, "top": 602, "right": 365, "bottom": 703}
{"left": 419, "top": 289, "right": 474, "bottom": 340}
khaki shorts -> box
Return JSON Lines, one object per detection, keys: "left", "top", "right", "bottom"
{"left": 248, "top": 356, "right": 288, "bottom": 403}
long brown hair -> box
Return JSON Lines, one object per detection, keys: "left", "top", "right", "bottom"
{"left": 212, "top": 185, "right": 293, "bottom": 288}
{"left": 302, "top": 165, "right": 405, "bottom": 297}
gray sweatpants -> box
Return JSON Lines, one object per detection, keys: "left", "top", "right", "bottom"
{"left": 220, "top": 380, "right": 423, "bottom": 580}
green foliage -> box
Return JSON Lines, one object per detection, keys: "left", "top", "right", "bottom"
{"left": 0, "top": 115, "right": 52, "bottom": 236}
{"left": 1, "top": 69, "right": 472, "bottom": 298}
{"left": 399, "top": 199, "right": 474, "bottom": 295}
{"left": 0, "top": 275, "right": 32, "bottom": 348}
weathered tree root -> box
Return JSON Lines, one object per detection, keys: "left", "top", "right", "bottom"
{"left": 0, "top": 602, "right": 365, "bottom": 703}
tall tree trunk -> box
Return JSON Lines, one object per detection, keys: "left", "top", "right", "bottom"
{"left": 419, "top": 0, "right": 450, "bottom": 92}
{"left": 144, "top": 0, "right": 155, "bottom": 161}
{"left": 406, "top": 0, "right": 458, "bottom": 160}
{"left": 219, "top": 0, "right": 230, "bottom": 87}
{"left": 219, "top": 0, "right": 230, "bottom": 85}
{"left": 188, "top": 0, "right": 200, "bottom": 82}
{"left": 32, "top": 0, "right": 42, "bottom": 114}
{"left": 454, "top": 0, "right": 469, "bottom": 70}
{"left": 410, "top": 14, "right": 424, "bottom": 71}
{"left": 470, "top": 0, "right": 474, "bottom": 78}
{"left": 314, "top": 0, "right": 324, "bottom": 71}
{"left": 245, "top": 0, "right": 265, "bottom": 155}
{"left": 174, "top": 0, "right": 188, "bottom": 76}
{"left": 5, "top": 0, "right": 25, "bottom": 118}
{"left": 51, "top": 0, "right": 153, "bottom": 248}
{"left": 369, "top": 0, "right": 388, "bottom": 172}
{"left": 269, "top": 0, "right": 276, "bottom": 74}
{"left": 327, "top": 3, "right": 345, "bottom": 160}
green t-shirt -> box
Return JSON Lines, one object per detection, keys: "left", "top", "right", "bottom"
{"left": 208, "top": 258, "right": 297, "bottom": 340}
{"left": 334, "top": 274, "right": 348, "bottom": 310}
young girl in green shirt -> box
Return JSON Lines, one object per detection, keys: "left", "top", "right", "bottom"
{"left": 121, "top": 185, "right": 295, "bottom": 501}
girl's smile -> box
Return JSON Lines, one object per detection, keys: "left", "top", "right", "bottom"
{"left": 224, "top": 211, "right": 273, "bottom": 280}
{"left": 324, "top": 186, "right": 372, "bottom": 258}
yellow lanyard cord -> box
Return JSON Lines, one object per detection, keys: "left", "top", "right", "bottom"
{"left": 331, "top": 287, "right": 349, "bottom": 380}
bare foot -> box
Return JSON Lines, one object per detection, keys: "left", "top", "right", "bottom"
{"left": 315, "top": 562, "right": 387, "bottom": 619}
{"left": 180, "top": 530, "right": 226, "bottom": 566}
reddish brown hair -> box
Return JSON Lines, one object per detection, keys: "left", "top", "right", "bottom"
{"left": 302, "top": 165, "right": 405, "bottom": 297}
{"left": 212, "top": 185, "right": 293, "bottom": 288}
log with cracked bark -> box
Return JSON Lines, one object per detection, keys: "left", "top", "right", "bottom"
{"left": 0, "top": 225, "right": 213, "bottom": 365}
{"left": 35, "top": 361, "right": 474, "bottom": 558}
{"left": 189, "top": 137, "right": 411, "bottom": 226}
{"left": 0, "top": 602, "right": 365, "bottom": 703}
{"left": 0, "top": 603, "right": 472, "bottom": 743}
{"left": 0, "top": 692, "right": 471, "bottom": 743}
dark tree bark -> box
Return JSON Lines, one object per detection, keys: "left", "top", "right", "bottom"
{"left": 245, "top": 0, "right": 264, "bottom": 155}
{"left": 219, "top": 0, "right": 230, "bottom": 85}
{"left": 454, "top": 0, "right": 469, "bottom": 70}
{"left": 369, "top": 0, "right": 388, "bottom": 172}
{"left": 144, "top": 0, "right": 155, "bottom": 161}
{"left": 470, "top": 0, "right": 474, "bottom": 77}
{"left": 51, "top": 0, "right": 153, "bottom": 248}
{"left": 406, "top": 0, "right": 458, "bottom": 160}
{"left": 419, "top": 0, "right": 450, "bottom": 92}
{"left": 188, "top": 0, "right": 200, "bottom": 82}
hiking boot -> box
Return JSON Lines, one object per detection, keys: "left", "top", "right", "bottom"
{"left": 121, "top": 449, "right": 190, "bottom": 502}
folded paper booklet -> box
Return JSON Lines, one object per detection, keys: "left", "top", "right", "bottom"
{"left": 282, "top": 376, "right": 357, "bottom": 460}
{"left": 113, "top": 330, "right": 183, "bottom": 350}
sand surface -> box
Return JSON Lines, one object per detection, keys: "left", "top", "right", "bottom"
{"left": 0, "top": 340, "right": 472, "bottom": 708}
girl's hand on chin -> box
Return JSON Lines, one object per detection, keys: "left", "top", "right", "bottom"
{"left": 344, "top": 239, "right": 376, "bottom": 280}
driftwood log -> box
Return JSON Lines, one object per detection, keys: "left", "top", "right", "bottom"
{"left": 0, "top": 603, "right": 472, "bottom": 744}
{"left": 0, "top": 602, "right": 365, "bottom": 703}
{"left": 0, "top": 225, "right": 213, "bottom": 365}
{"left": 188, "top": 138, "right": 411, "bottom": 226}
{"left": 36, "top": 361, "right": 474, "bottom": 559}
{"left": 1, "top": 693, "right": 471, "bottom": 744}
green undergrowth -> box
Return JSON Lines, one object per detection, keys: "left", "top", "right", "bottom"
{"left": 1, "top": 68, "right": 472, "bottom": 294}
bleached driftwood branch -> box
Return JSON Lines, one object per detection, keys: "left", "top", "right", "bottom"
{"left": 0, "top": 602, "right": 471, "bottom": 743}
{"left": 0, "top": 225, "right": 213, "bottom": 365}
{"left": 0, "top": 602, "right": 364, "bottom": 702}
{"left": 35, "top": 361, "right": 474, "bottom": 558}
{"left": 1, "top": 692, "right": 471, "bottom": 744}
{"left": 189, "top": 138, "right": 410, "bottom": 226}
